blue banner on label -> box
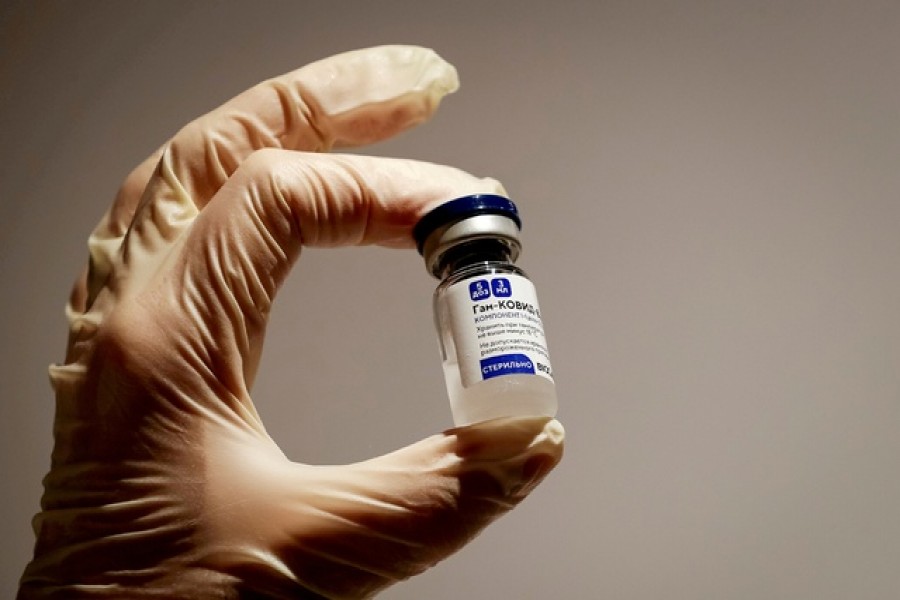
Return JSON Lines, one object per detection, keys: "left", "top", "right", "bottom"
{"left": 480, "top": 353, "right": 535, "bottom": 379}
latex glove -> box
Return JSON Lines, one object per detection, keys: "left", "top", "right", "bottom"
{"left": 18, "top": 46, "right": 564, "bottom": 599}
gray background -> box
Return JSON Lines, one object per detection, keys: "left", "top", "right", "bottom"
{"left": 2, "top": 1, "right": 899, "bottom": 598}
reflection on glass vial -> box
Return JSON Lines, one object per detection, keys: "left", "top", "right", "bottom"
{"left": 413, "top": 194, "right": 557, "bottom": 426}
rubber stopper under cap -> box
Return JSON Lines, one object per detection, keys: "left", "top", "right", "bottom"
{"left": 413, "top": 194, "right": 521, "bottom": 255}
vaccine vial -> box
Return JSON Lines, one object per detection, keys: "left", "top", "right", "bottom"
{"left": 413, "top": 194, "right": 557, "bottom": 426}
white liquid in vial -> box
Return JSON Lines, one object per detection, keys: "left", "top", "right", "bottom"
{"left": 438, "top": 277, "right": 558, "bottom": 427}
{"left": 435, "top": 268, "right": 557, "bottom": 426}
{"left": 442, "top": 357, "right": 558, "bottom": 426}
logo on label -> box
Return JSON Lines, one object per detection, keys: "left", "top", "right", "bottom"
{"left": 491, "top": 277, "right": 512, "bottom": 297}
{"left": 480, "top": 353, "right": 535, "bottom": 379}
{"left": 470, "top": 277, "right": 514, "bottom": 301}
{"left": 469, "top": 280, "right": 491, "bottom": 301}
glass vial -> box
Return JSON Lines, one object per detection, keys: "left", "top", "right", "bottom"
{"left": 413, "top": 194, "right": 557, "bottom": 426}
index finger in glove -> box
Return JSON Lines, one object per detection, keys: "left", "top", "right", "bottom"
{"left": 81, "top": 45, "right": 458, "bottom": 307}
{"left": 162, "top": 152, "right": 502, "bottom": 398}
{"left": 162, "top": 44, "right": 459, "bottom": 207}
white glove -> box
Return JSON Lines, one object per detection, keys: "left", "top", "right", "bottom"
{"left": 18, "top": 45, "right": 564, "bottom": 599}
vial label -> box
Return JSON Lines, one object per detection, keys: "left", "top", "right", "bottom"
{"left": 443, "top": 273, "right": 553, "bottom": 388}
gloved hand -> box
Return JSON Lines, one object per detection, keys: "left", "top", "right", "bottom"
{"left": 18, "top": 45, "right": 564, "bottom": 599}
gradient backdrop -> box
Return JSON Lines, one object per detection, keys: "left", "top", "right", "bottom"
{"left": 2, "top": 1, "right": 899, "bottom": 598}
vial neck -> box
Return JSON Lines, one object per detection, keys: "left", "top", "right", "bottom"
{"left": 436, "top": 239, "right": 518, "bottom": 279}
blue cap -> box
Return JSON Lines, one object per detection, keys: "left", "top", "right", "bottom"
{"left": 413, "top": 194, "right": 521, "bottom": 254}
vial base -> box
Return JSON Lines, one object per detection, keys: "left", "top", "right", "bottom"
{"left": 443, "top": 361, "right": 558, "bottom": 426}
